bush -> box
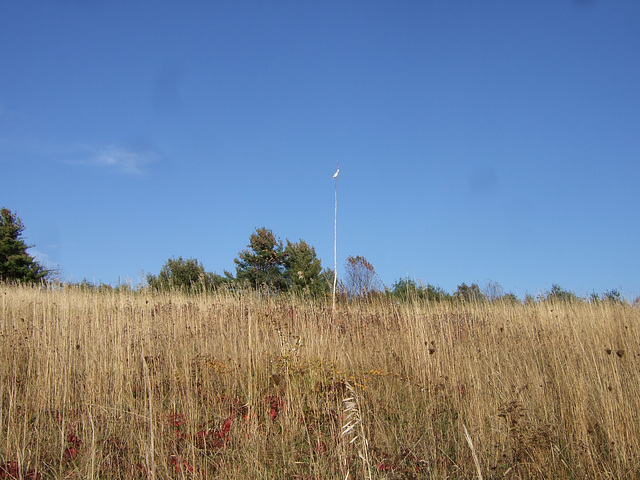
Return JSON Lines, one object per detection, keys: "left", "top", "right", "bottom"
{"left": 454, "top": 283, "right": 486, "bottom": 302}
{"left": 545, "top": 284, "right": 578, "bottom": 303}
{"left": 390, "top": 278, "right": 450, "bottom": 302}
{"left": 147, "top": 257, "right": 224, "bottom": 293}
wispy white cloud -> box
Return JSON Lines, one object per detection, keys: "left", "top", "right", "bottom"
{"left": 29, "top": 248, "right": 59, "bottom": 271}
{"left": 0, "top": 137, "right": 160, "bottom": 175}
{"left": 88, "top": 146, "right": 157, "bottom": 175}
{"left": 64, "top": 142, "right": 160, "bottom": 175}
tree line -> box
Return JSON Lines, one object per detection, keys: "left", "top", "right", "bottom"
{"left": 146, "top": 227, "right": 334, "bottom": 297}
{"left": 0, "top": 207, "right": 633, "bottom": 305}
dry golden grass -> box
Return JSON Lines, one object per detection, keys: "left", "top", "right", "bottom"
{"left": 1, "top": 283, "right": 639, "bottom": 479}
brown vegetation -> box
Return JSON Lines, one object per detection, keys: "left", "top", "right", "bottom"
{"left": 1, "top": 284, "right": 639, "bottom": 478}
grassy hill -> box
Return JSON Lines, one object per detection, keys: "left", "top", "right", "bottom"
{"left": 1, "top": 284, "right": 639, "bottom": 478}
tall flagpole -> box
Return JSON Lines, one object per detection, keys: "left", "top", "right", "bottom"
{"left": 332, "top": 164, "right": 339, "bottom": 310}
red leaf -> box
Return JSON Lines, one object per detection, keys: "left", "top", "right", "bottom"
{"left": 0, "top": 462, "right": 19, "bottom": 478}
{"left": 64, "top": 447, "right": 79, "bottom": 461}
{"left": 67, "top": 432, "right": 82, "bottom": 447}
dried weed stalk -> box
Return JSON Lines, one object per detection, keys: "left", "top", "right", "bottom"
{"left": 341, "top": 381, "right": 372, "bottom": 480}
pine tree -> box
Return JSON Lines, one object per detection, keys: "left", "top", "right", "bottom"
{"left": 0, "top": 208, "right": 49, "bottom": 283}
{"left": 233, "top": 227, "right": 288, "bottom": 291}
{"left": 284, "top": 239, "right": 330, "bottom": 296}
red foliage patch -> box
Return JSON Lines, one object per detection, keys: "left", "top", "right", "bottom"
{"left": 67, "top": 432, "right": 82, "bottom": 448}
{"left": 168, "top": 413, "right": 186, "bottom": 428}
{"left": 266, "top": 395, "right": 284, "bottom": 420}
{"left": 63, "top": 447, "right": 79, "bottom": 462}
{"left": 0, "top": 461, "right": 42, "bottom": 479}
{"left": 23, "top": 470, "right": 42, "bottom": 480}
{"left": 196, "top": 413, "right": 235, "bottom": 450}
{"left": 0, "top": 462, "right": 19, "bottom": 478}
{"left": 169, "top": 455, "right": 195, "bottom": 474}
{"left": 62, "top": 430, "right": 83, "bottom": 462}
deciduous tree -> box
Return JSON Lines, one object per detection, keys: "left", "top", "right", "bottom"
{"left": 343, "top": 255, "right": 382, "bottom": 298}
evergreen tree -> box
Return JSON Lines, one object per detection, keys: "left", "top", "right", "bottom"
{"left": 233, "top": 227, "right": 288, "bottom": 291}
{"left": 0, "top": 208, "right": 49, "bottom": 283}
{"left": 284, "top": 239, "right": 330, "bottom": 296}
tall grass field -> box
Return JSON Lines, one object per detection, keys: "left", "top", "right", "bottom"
{"left": 1, "top": 284, "right": 639, "bottom": 479}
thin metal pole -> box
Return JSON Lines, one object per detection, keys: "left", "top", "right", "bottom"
{"left": 332, "top": 165, "right": 339, "bottom": 310}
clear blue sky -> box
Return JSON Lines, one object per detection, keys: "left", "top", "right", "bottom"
{"left": 2, "top": 1, "right": 638, "bottom": 299}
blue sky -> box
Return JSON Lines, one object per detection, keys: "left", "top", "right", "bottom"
{"left": 2, "top": 1, "right": 639, "bottom": 299}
